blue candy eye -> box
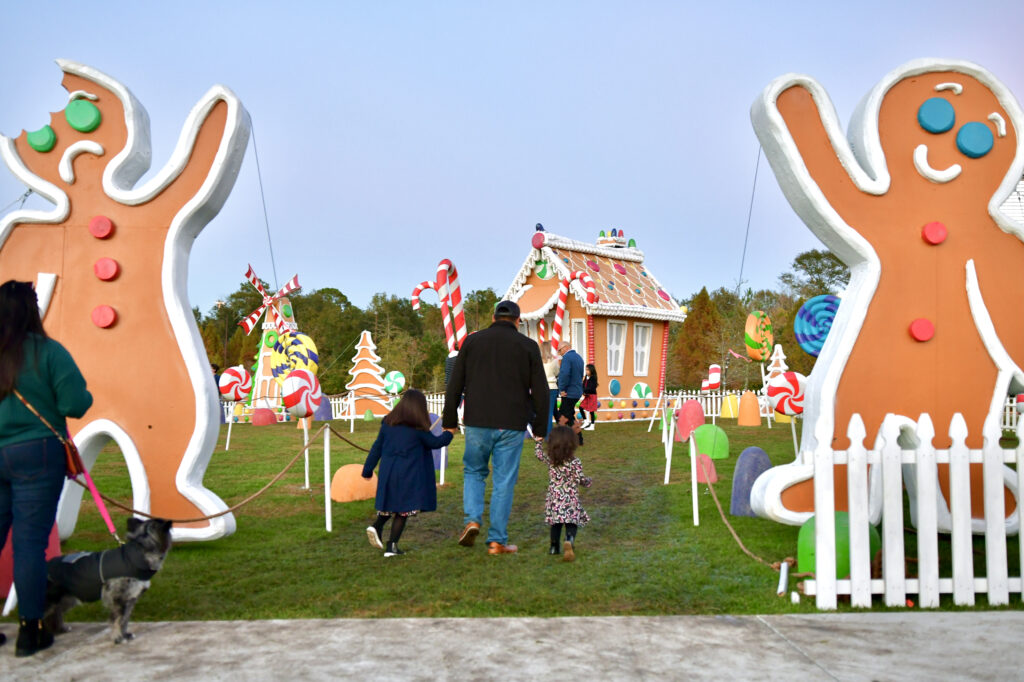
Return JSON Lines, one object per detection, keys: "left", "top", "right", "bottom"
{"left": 918, "top": 97, "right": 955, "bottom": 133}
{"left": 956, "top": 122, "right": 994, "bottom": 158}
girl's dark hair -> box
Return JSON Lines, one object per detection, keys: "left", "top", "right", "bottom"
{"left": 585, "top": 364, "right": 597, "bottom": 380}
{"left": 382, "top": 388, "right": 431, "bottom": 430}
{"left": 547, "top": 425, "right": 578, "bottom": 467}
{"left": 0, "top": 280, "right": 46, "bottom": 398}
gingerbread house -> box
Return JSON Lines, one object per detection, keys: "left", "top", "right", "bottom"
{"left": 504, "top": 228, "right": 687, "bottom": 421}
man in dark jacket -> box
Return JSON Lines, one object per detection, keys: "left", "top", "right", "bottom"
{"left": 556, "top": 341, "right": 585, "bottom": 443}
{"left": 442, "top": 300, "right": 548, "bottom": 555}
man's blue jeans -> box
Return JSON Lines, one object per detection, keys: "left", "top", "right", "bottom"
{"left": 463, "top": 427, "right": 524, "bottom": 545}
{"left": 0, "top": 436, "right": 66, "bottom": 619}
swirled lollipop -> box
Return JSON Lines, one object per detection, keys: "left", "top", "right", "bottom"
{"left": 794, "top": 295, "right": 840, "bottom": 357}
{"left": 767, "top": 371, "right": 807, "bottom": 415}
{"left": 744, "top": 311, "right": 773, "bottom": 361}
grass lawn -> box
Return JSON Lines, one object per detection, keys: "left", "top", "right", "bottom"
{"left": 47, "top": 417, "right": 1023, "bottom": 622}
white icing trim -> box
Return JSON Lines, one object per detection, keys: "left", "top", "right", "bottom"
{"left": 160, "top": 84, "right": 250, "bottom": 542}
{"left": 965, "top": 259, "right": 1023, "bottom": 445}
{"left": 35, "top": 273, "right": 56, "bottom": 318}
{"left": 989, "top": 112, "right": 1007, "bottom": 138}
{"left": 58, "top": 60, "right": 152, "bottom": 201}
{"left": 935, "top": 82, "right": 963, "bottom": 95}
{"left": 58, "top": 140, "right": 104, "bottom": 183}
{"left": 55, "top": 419, "right": 151, "bottom": 539}
{"left": 913, "top": 144, "right": 962, "bottom": 183}
{"left": 0, "top": 137, "right": 70, "bottom": 250}
{"left": 67, "top": 89, "right": 98, "bottom": 101}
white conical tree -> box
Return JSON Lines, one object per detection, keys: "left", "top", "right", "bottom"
{"left": 346, "top": 331, "right": 391, "bottom": 417}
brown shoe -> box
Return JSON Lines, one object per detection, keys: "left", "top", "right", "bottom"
{"left": 562, "top": 541, "right": 575, "bottom": 562}
{"left": 487, "top": 542, "right": 518, "bottom": 555}
{"left": 458, "top": 522, "right": 480, "bottom": 547}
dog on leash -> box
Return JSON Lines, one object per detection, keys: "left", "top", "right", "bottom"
{"left": 44, "top": 518, "right": 173, "bottom": 643}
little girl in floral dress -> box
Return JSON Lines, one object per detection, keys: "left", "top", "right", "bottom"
{"left": 535, "top": 425, "right": 592, "bottom": 561}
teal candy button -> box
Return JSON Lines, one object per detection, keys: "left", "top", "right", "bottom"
{"left": 65, "top": 99, "right": 102, "bottom": 132}
{"left": 957, "top": 122, "right": 994, "bottom": 158}
{"left": 26, "top": 125, "right": 56, "bottom": 152}
{"left": 917, "top": 97, "right": 955, "bottom": 134}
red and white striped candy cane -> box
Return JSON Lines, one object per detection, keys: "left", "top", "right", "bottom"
{"left": 238, "top": 265, "right": 301, "bottom": 335}
{"left": 550, "top": 271, "right": 597, "bottom": 348}
{"left": 435, "top": 259, "right": 467, "bottom": 351}
{"left": 537, "top": 319, "right": 546, "bottom": 348}
{"left": 411, "top": 280, "right": 437, "bottom": 311}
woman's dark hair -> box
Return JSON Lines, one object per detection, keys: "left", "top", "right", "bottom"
{"left": 547, "top": 425, "right": 578, "bottom": 468}
{"left": 382, "top": 389, "right": 431, "bottom": 430}
{"left": 0, "top": 280, "right": 46, "bottom": 398}
{"left": 585, "top": 364, "right": 597, "bottom": 379}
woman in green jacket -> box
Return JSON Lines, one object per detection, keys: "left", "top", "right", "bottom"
{"left": 0, "top": 281, "right": 92, "bottom": 656}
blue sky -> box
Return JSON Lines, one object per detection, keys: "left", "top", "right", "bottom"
{"left": 3, "top": 2, "right": 1024, "bottom": 316}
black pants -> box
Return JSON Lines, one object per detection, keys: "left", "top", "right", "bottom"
{"left": 556, "top": 397, "right": 583, "bottom": 443}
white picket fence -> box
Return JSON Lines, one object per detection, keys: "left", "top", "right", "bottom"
{"left": 806, "top": 412, "right": 1023, "bottom": 609}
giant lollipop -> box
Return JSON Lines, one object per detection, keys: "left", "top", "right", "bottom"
{"left": 767, "top": 371, "right": 807, "bottom": 415}
{"left": 794, "top": 294, "right": 840, "bottom": 357}
{"left": 219, "top": 365, "right": 252, "bottom": 401}
{"left": 282, "top": 369, "right": 323, "bottom": 418}
{"left": 744, "top": 311, "right": 773, "bottom": 361}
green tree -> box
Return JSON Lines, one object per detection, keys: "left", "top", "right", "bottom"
{"left": 669, "top": 287, "right": 722, "bottom": 390}
{"left": 778, "top": 249, "right": 849, "bottom": 299}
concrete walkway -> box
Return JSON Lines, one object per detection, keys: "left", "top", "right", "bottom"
{"left": 2, "top": 612, "right": 1021, "bottom": 680}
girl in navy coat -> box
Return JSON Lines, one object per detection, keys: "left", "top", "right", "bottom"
{"left": 362, "top": 389, "right": 453, "bottom": 556}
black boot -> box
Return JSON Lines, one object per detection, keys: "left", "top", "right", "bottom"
{"left": 384, "top": 541, "right": 405, "bottom": 557}
{"left": 16, "top": 618, "right": 53, "bottom": 657}
{"left": 548, "top": 543, "right": 560, "bottom": 555}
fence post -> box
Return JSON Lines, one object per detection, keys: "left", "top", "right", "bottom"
{"left": 914, "top": 415, "right": 941, "bottom": 608}
{"left": 984, "top": 437, "right": 1009, "bottom": 605}
{"left": 948, "top": 414, "right": 975, "bottom": 606}
{"left": 879, "top": 418, "right": 907, "bottom": 607}
{"left": 845, "top": 415, "right": 871, "bottom": 607}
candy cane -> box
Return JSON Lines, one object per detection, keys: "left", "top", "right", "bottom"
{"left": 537, "top": 319, "right": 546, "bottom": 348}
{"left": 411, "top": 280, "right": 437, "bottom": 311}
{"left": 435, "top": 259, "right": 467, "bottom": 351}
{"left": 551, "top": 271, "right": 597, "bottom": 348}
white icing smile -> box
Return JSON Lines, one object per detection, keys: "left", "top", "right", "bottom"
{"left": 913, "top": 144, "right": 961, "bottom": 183}
{"left": 58, "top": 140, "right": 104, "bottom": 183}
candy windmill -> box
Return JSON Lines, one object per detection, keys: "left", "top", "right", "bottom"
{"left": 238, "top": 265, "right": 319, "bottom": 417}
{"left": 412, "top": 258, "right": 468, "bottom": 353}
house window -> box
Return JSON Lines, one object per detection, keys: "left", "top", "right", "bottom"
{"left": 634, "top": 323, "right": 652, "bottom": 376}
{"left": 571, "top": 319, "right": 586, "bottom": 360}
{"left": 607, "top": 320, "right": 627, "bottom": 376}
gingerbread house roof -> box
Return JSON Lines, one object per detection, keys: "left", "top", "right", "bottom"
{"left": 503, "top": 230, "right": 687, "bottom": 323}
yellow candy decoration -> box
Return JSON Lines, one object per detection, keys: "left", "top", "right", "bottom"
{"left": 270, "top": 332, "right": 319, "bottom": 383}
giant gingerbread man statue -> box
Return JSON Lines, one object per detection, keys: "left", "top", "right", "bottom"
{"left": 0, "top": 61, "right": 251, "bottom": 541}
{"left": 750, "top": 59, "right": 1022, "bottom": 533}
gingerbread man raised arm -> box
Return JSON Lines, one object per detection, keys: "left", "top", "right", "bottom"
{"left": 0, "top": 61, "right": 251, "bottom": 541}
{"left": 750, "top": 59, "right": 1024, "bottom": 530}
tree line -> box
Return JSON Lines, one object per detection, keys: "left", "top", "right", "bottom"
{"left": 196, "top": 250, "right": 847, "bottom": 395}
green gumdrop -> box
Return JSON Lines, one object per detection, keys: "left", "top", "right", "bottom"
{"left": 598, "top": 230, "right": 606, "bottom": 237}
{"left": 627, "top": 238, "right": 637, "bottom": 247}
{"left": 65, "top": 99, "right": 102, "bottom": 132}
{"left": 26, "top": 125, "right": 56, "bottom": 152}
{"left": 693, "top": 424, "right": 729, "bottom": 460}
{"left": 363, "top": 409, "right": 375, "bottom": 421}
{"left": 797, "top": 512, "right": 881, "bottom": 579}
{"left": 280, "top": 303, "right": 293, "bottom": 318}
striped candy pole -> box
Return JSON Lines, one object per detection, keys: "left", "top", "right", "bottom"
{"left": 436, "top": 259, "right": 468, "bottom": 351}
{"left": 551, "top": 271, "right": 597, "bottom": 348}
{"left": 411, "top": 280, "right": 437, "bottom": 311}
{"left": 239, "top": 265, "right": 301, "bottom": 335}
{"left": 537, "top": 319, "right": 546, "bottom": 348}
